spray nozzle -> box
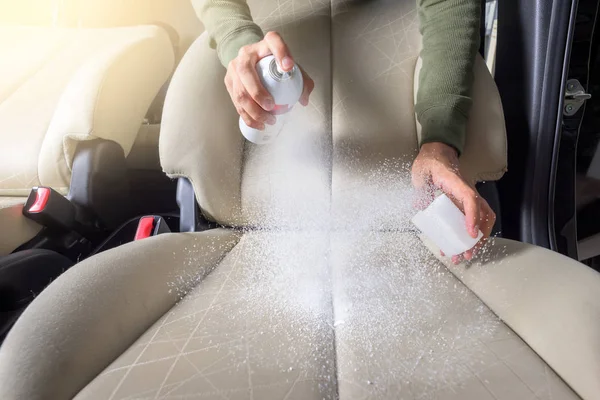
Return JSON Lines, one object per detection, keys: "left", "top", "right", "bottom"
{"left": 269, "top": 58, "right": 293, "bottom": 80}
{"left": 276, "top": 62, "right": 285, "bottom": 75}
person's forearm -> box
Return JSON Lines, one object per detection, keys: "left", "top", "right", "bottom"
{"left": 416, "top": 0, "right": 481, "bottom": 155}
{"left": 193, "top": 0, "right": 263, "bottom": 67}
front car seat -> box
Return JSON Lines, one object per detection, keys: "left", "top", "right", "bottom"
{"left": 0, "top": 0, "right": 203, "bottom": 255}
{"left": 0, "top": 1, "right": 599, "bottom": 399}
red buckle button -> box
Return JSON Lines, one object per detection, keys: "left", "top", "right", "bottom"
{"left": 134, "top": 217, "right": 155, "bottom": 241}
{"left": 28, "top": 188, "right": 51, "bottom": 213}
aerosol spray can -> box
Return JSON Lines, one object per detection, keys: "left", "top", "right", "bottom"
{"left": 239, "top": 55, "right": 304, "bottom": 145}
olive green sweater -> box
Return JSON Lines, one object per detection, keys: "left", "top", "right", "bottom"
{"left": 194, "top": 0, "right": 480, "bottom": 155}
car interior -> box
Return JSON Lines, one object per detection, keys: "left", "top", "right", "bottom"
{"left": 0, "top": 0, "right": 598, "bottom": 399}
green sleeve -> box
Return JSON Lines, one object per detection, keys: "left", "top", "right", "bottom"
{"left": 416, "top": 0, "right": 481, "bottom": 155}
{"left": 193, "top": 0, "right": 264, "bottom": 67}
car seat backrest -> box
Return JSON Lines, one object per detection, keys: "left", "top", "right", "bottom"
{"left": 0, "top": 26, "right": 174, "bottom": 195}
{"left": 68, "top": 0, "right": 204, "bottom": 59}
{"left": 159, "top": 0, "right": 507, "bottom": 229}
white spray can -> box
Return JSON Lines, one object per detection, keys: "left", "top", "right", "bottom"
{"left": 239, "top": 55, "right": 304, "bottom": 145}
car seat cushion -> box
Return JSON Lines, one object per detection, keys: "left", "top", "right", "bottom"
{"left": 424, "top": 237, "right": 600, "bottom": 400}
{"left": 76, "top": 231, "right": 337, "bottom": 399}
{"left": 0, "top": 229, "right": 240, "bottom": 400}
{"left": 0, "top": 231, "right": 580, "bottom": 399}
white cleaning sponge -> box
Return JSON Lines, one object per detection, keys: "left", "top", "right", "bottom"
{"left": 411, "top": 194, "right": 483, "bottom": 256}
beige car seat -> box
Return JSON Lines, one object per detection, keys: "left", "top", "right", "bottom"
{"left": 0, "top": 1, "right": 598, "bottom": 399}
{"left": 0, "top": 0, "right": 203, "bottom": 255}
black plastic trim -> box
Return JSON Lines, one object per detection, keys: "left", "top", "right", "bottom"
{"left": 68, "top": 139, "right": 130, "bottom": 230}
{"left": 0, "top": 249, "right": 73, "bottom": 341}
{"left": 176, "top": 178, "right": 198, "bottom": 233}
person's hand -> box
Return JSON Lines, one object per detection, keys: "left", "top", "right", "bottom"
{"left": 411, "top": 142, "right": 496, "bottom": 264}
{"left": 224, "top": 31, "right": 315, "bottom": 130}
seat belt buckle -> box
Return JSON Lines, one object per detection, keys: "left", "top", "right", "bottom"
{"left": 23, "top": 187, "right": 77, "bottom": 232}
{"left": 134, "top": 216, "right": 171, "bottom": 241}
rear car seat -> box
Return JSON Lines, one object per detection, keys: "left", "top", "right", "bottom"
{"left": 0, "top": 1, "right": 598, "bottom": 399}
{"left": 0, "top": 0, "right": 203, "bottom": 255}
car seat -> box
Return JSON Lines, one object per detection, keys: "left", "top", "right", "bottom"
{"left": 0, "top": 0, "right": 203, "bottom": 255}
{"left": 0, "top": 1, "right": 598, "bottom": 399}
